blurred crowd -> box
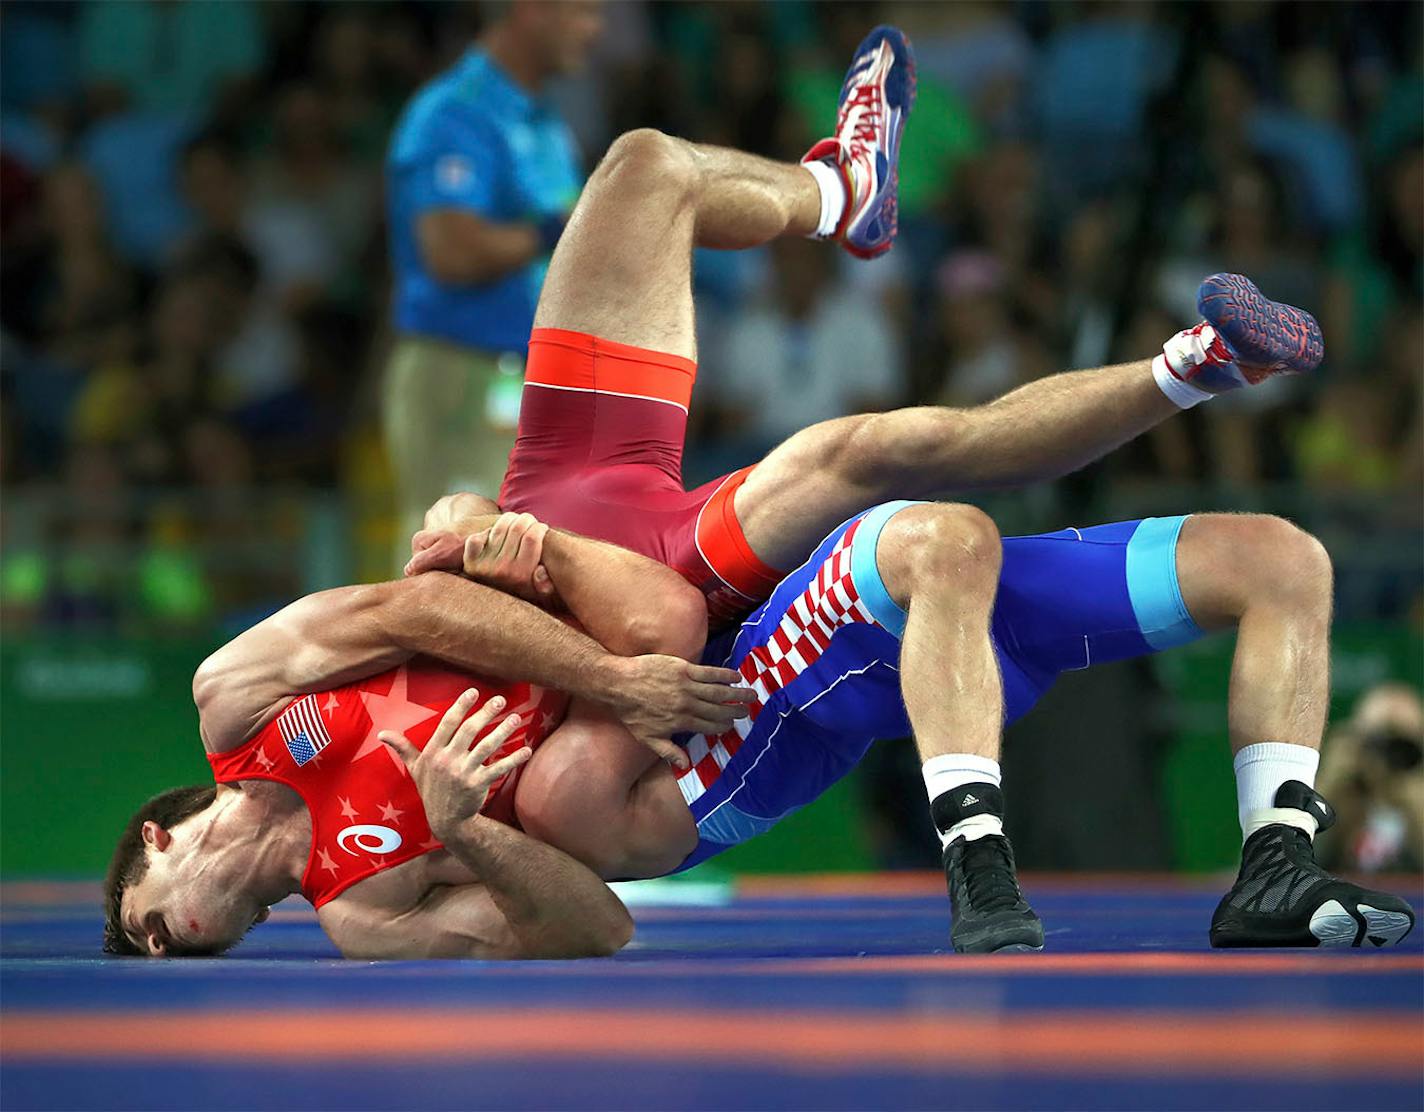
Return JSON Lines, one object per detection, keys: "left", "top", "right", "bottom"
{"left": 1, "top": 0, "right": 1421, "bottom": 633}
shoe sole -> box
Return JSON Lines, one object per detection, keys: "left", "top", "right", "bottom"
{"left": 1196, "top": 273, "right": 1324, "bottom": 374}
{"left": 841, "top": 26, "right": 916, "bottom": 260}
{"left": 1309, "top": 899, "right": 1416, "bottom": 948}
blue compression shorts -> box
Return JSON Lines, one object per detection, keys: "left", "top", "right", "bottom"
{"left": 671, "top": 502, "right": 1204, "bottom": 871}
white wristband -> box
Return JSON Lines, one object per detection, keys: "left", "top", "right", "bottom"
{"left": 1152, "top": 352, "right": 1213, "bottom": 409}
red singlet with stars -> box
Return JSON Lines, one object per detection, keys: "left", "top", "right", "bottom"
{"left": 207, "top": 659, "right": 567, "bottom": 908}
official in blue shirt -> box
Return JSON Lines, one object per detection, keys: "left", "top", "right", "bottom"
{"left": 383, "top": 1, "right": 602, "bottom": 569}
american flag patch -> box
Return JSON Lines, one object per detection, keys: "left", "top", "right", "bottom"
{"left": 277, "top": 695, "right": 333, "bottom": 767}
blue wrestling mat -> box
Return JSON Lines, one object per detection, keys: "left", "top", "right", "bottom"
{"left": 3, "top": 873, "right": 1421, "bottom": 1111}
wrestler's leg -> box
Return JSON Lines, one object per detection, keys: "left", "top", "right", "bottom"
{"left": 1173, "top": 513, "right": 1414, "bottom": 945}
{"left": 735, "top": 373, "right": 1179, "bottom": 570}
{"left": 736, "top": 279, "right": 1322, "bottom": 570}
{"left": 870, "top": 503, "right": 1004, "bottom": 766}
{"left": 865, "top": 501, "right": 1042, "bottom": 952}
{"left": 534, "top": 129, "right": 820, "bottom": 361}
{"left": 1174, "top": 514, "right": 1333, "bottom": 761}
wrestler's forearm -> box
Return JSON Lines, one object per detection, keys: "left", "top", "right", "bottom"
{"left": 442, "top": 814, "right": 633, "bottom": 956}
{"left": 381, "top": 572, "right": 629, "bottom": 701}
{"left": 539, "top": 531, "right": 708, "bottom": 660}
{"left": 423, "top": 497, "right": 708, "bottom": 660}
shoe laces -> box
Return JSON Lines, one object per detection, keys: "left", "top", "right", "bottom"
{"left": 843, "top": 85, "right": 883, "bottom": 160}
{"left": 1195, "top": 323, "right": 1235, "bottom": 367}
{"left": 961, "top": 837, "right": 1023, "bottom": 913}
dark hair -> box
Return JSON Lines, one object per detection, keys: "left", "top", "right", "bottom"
{"left": 103, "top": 785, "right": 217, "bottom": 956}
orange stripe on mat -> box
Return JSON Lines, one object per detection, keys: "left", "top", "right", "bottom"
{"left": 4, "top": 1009, "right": 1419, "bottom": 1075}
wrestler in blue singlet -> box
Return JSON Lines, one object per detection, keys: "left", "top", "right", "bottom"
{"left": 672, "top": 501, "right": 1203, "bottom": 870}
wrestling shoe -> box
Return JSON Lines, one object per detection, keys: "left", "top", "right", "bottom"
{"left": 801, "top": 25, "right": 916, "bottom": 258}
{"left": 1157, "top": 274, "right": 1324, "bottom": 397}
{"left": 934, "top": 782, "right": 1042, "bottom": 953}
{"left": 944, "top": 834, "right": 1044, "bottom": 954}
{"left": 1210, "top": 780, "right": 1417, "bottom": 948}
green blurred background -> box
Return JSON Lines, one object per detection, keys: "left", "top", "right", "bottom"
{"left": 2, "top": 0, "right": 1420, "bottom": 879}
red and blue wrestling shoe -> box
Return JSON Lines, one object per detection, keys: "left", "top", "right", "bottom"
{"left": 802, "top": 25, "right": 916, "bottom": 259}
{"left": 1158, "top": 273, "right": 1325, "bottom": 394}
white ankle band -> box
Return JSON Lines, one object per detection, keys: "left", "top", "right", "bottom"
{"left": 1152, "top": 352, "right": 1212, "bottom": 409}
{"left": 1243, "top": 806, "right": 1319, "bottom": 842}
{"left": 945, "top": 813, "right": 1004, "bottom": 846}
{"left": 1233, "top": 742, "right": 1320, "bottom": 834}
{"left": 802, "top": 159, "right": 845, "bottom": 239}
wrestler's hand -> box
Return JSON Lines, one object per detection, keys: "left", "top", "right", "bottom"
{"left": 604, "top": 655, "right": 755, "bottom": 770}
{"left": 460, "top": 512, "right": 559, "bottom": 605}
{"left": 379, "top": 689, "right": 531, "bottom": 843}
{"left": 405, "top": 529, "right": 465, "bottom": 577}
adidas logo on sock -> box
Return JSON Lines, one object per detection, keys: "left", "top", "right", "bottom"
{"left": 962, "top": 793, "right": 978, "bottom": 805}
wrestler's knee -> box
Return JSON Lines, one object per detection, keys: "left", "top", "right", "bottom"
{"left": 597, "top": 129, "right": 697, "bottom": 201}
{"left": 1181, "top": 514, "right": 1333, "bottom": 621}
{"left": 879, "top": 502, "right": 1002, "bottom": 603}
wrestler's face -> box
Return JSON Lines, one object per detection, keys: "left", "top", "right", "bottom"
{"left": 529, "top": 0, "right": 604, "bottom": 76}
{"left": 120, "top": 820, "right": 269, "bottom": 957}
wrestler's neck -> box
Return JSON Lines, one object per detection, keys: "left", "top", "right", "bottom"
{"left": 481, "top": 26, "right": 553, "bottom": 94}
{"left": 200, "top": 783, "right": 309, "bottom": 903}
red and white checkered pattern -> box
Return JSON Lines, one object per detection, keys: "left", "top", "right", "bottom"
{"left": 677, "top": 519, "right": 880, "bottom": 805}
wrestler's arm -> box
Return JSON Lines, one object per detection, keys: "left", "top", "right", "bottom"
{"left": 325, "top": 691, "right": 633, "bottom": 959}
{"left": 321, "top": 818, "right": 633, "bottom": 959}
{"left": 415, "top": 496, "right": 709, "bottom": 659}
{"left": 193, "top": 574, "right": 743, "bottom": 750}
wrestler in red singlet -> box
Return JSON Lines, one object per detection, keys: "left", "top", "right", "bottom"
{"left": 208, "top": 659, "right": 566, "bottom": 906}
{"left": 499, "top": 328, "right": 780, "bottom": 627}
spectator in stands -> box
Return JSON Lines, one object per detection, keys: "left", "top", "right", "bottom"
{"left": 704, "top": 236, "right": 903, "bottom": 454}
{"left": 76, "top": 0, "right": 263, "bottom": 122}
{"left": 1317, "top": 684, "right": 1424, "bottom": 873}
{"left": 251, "top": 83, "right": 375, "bottom": 301}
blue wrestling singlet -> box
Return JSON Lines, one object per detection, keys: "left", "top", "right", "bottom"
{"left": 671, "top": 502, "right": 1205, "bottom": 871}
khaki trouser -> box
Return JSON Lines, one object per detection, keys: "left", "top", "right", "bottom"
{"left": 382, "top": 336, "right": 523, "bottom": 573}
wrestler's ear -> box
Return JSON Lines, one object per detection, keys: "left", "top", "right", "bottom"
{"left": 141, "top": 821, "right": 173, "bottom": 852}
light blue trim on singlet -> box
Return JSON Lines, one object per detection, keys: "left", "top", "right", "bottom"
{"left": 697, "top": 804, "right": 780, "bottom": 847}
{"left": 1124, "top": 515, "right": 1202, "bottom": 650}
{"left": 848, "top": 499, "right": 925, "bottom": 639}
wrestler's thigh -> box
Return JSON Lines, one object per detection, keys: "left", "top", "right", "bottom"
{"left": 732, "top": 414, "right": 886, "bottom": 571}
{"left": 534, "top": 130, "right": 698, "bottom": 359}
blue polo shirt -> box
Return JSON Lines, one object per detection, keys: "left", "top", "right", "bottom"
{"left": 387, "top": 49, "right": 581, "bottom": 354}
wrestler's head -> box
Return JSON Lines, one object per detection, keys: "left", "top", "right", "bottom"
{"left": 491, "top": 1, "right": 604, "bottom": 78}
{"left": 103, "top": 786, "right": 269, "bottom": 957}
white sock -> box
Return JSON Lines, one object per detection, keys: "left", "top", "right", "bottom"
{"left": 1234, "top": 742, "right": 1321, "bottom": 841}
{"left": 802, "top": 159, "right": 846, "bottom": 239}
{"left": 1151, "top": 352, "right": 1213, "bottom": 409}
{"left": 923, "top": 754, "right": 1003, "bottom": 847}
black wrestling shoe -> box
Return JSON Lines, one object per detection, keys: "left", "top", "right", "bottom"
{"left": 944, "top": 833, "right": 1044, "bottom": 953}
{"left": 1210, "top": 781, "right": 1416, "bottom": 949}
